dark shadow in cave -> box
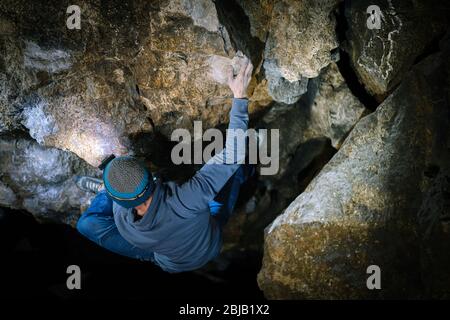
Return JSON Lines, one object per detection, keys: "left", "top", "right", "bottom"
{"left": 238, "top": 138, "right": 337, "bottom": 250}
{"left": 296, "top": 139, "right": 337, "bottom": 192}
{"left": 128, "top": 131, "right": 199, "bottom": 183}
{"left": 2, "top": 126, "right": 264, "bottom": 300}
{"left": 213, "top": 0, "right": 265, "bottom": 67}
{"left": 0, "top": 206, "right": 264, "bottom": 300}
{"left": 412, "top": 32, "right": 447, "bottom": 68}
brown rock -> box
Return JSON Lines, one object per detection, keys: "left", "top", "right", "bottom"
{"left": 258, "top": 48, "right": 450, "bottom": 299}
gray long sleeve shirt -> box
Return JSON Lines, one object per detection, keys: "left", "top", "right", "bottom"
{"left": 112, "top": 98, "right": 249, "bottom": 272}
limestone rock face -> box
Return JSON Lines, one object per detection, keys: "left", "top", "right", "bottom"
{"left": 257, "top": 49, "right": 450, "bottom": 299}
{"left": 235, "top": 0, "right": 341, "bottom": 104}
{"left": 1, "top": 0, "right": 450, "bottom": 292}
{"left": 264, "top": 0, "right": 340, "bottom": 81}
{"left": 345, "top": 0, "right": 450, "bottom": 96}
{"left": 0, "top": 135, "right": 97, "bottom": 225}
{"left": 227, "top": 62, "right": 367, "bottom": 251}
{"left": 0, "top": 0, "right": 245, "bottom": 167}
{"left": 265, "top": 72, "right": 309, "bottom": 105}
{"left": 260, "top": 62, "right": 367, "bottom": 181}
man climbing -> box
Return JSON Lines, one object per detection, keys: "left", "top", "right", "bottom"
{"left": 76, "top": 57, "right": 254, "bottom": 273}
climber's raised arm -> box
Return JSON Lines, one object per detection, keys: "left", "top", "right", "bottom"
{"left": 168, "top": 57, "right": 253, "bottom": 216}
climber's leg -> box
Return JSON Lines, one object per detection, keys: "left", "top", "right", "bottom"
{"left": 209, "top": 164, "right": 255, "bottom": 228}
{"left": 77, "top": 190, "right": 155, "bottom": 262}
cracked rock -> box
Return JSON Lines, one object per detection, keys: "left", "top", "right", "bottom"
{"left": 263, "top": 0, "right": 341, "bottom": 80}
{"left": 258, "top": 46, "right": 450, "bottom": 299}
{"left": 0, "top": 135, "right": 98, "bottom": 225}
{"left": 345, "top": 0, "right": 450, "bottom": 96}
{"left": 0, "top": 0, "right": 269, "bottom": 167}
{"left": 260, "top": 62, "right": 367, "bottom": 181}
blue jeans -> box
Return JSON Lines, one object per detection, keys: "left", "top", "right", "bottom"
{"left": 76, "top": 190, "right": 156, "bottom": 262}
{"left": 76, "top": 165, "right": 252, "bottom": 261}
{"left": 208, "top": 165, "right": 250, "bottom": 227}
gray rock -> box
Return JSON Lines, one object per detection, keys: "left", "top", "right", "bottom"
{"left": 258, "top": 47, "right": 450, "bottom": 299}
{"left": 0, "top": 181, "right": 16, "bottom": 207}
{"left": 23, "top": 40, "right": 73, "bottom": 74}
{"left": 0, "top": 0, "right": 258, "bottom": 167}
{"left": 235, "top": 0, "right": 341, "bottom": 103}
{"left": 21, "top": 94, "right": 58, "bottom": 144}
{"left": 345, "top": 0, "right": 450, "bottom": 96}
{"left": 163, "top": 0, "right": 222, "bottom": 32}
{"left": 0, "top": 135, "right": 98, "bottom": 225}
{"left": 264, "top": 60, "right": 309, "bottom": 104}
{"left": 264, "top": 0, "right": 341, "bottom": 80}
{"left": 260, "top": 62, "right": 367, "bottom": 181}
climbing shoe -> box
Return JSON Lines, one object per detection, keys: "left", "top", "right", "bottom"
{"left": 76, "top": 176, "right": 104, "bottom": 193}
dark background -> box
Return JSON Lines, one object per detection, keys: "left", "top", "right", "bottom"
{"left": 0, "top": 206, "right": 264, "bottom": 300}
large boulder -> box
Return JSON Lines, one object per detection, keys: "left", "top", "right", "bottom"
{"left": 263, "top": 0, "right": 341, "bottom": 81}
{"left": 257, "top": 46, "right": 450, "bottom": 299}
{"left": 221, "top": 62, "right": 367, "bottom": 254}
{"left": 234, "top": 0, "right": 341, "bottom": 104}
{"left": 0, "top": 0, "right": 268, "bottom": 167}
{"left": 265, "top": 71, "right": 309, "bottom": 105}
{"left": 0, "top": 135, "right": 97, "bottom": 225}
{"left": 345, "top": 0, "right": 450, "bottom": 97}
{"left": 260, "top": 62, "right": 367, "bottom": 182}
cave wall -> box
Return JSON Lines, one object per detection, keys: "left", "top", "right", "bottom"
{"left": 1, "top": 0, "right": 364, "bottom": 226}
{"left": 0, "top": 134, "right": 97, "bottom": 225}
{"left": 258, "top": 46, "right": 450, "bottom": 299}
{"left": 1, "top": 0, "right": 450, "bottom": 299}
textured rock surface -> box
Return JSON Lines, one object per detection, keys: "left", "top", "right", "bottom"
{"left": 220, "top": 62, "right": 367, "bottom": 256}
{"left": 417, "top": 165, "right": 450, "bottom": 298}
{"left": 1, "top": 0, "right": 450, "bottom": 296}
{"left": 0, "top": 135, "right": 97, "bottom": 225}
{"left": 235, "top": 0, "right": 273, "bottom": 42}
{"left": 233, "top": 0, "right": 341, "bottom": 104}
{"left": 0, "top": 0, "right": 266, "bottom": 167}
{"left": 265, "top": 72, "right": 308, "bottom": 105}
{"left": 345, "top": 0, "right": 450, "bottom": 96}
{"left": 263, "top": 0, "right": 340, "bottom": 81}
{"left": 258, "top": 48, "right": 450, "bottom": 299}
{"left": 260, "top": 62, "right": 367, "bottom": 181}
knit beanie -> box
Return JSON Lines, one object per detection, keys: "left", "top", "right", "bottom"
{"left": 103, "top": 156, "right": 156, "bottom": 208}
